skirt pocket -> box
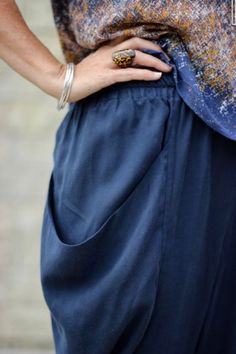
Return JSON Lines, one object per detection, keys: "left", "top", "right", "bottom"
{"left": 52, "top": 95, "right": 170, "bottom": 246}
{"left": 40, "top": 89, "right": 172, "bottom": 353}
{"left": 40, "top": 141, "right": 168, "bottom": 353}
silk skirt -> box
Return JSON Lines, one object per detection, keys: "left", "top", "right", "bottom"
{"left": 40, "top": 67, "right": 236, "bottom": 354}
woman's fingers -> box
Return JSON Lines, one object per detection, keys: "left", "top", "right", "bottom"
{"left": 108, "top": 36, "right": 161, "bottom": 52}
{"left": 112, "top": 67, "right": 162, "bottom": 82}
{"left": 111, "top": 49, "right": 172, "bottom": 72}
{"left": 68, "top": 36, "right": 173, "bottom": 102}
{"left": 113, "top": 36, "right": 167, "bottom": 57}
{"left": 106, "top": 36, "right": 172, "bottom": 72}
{"left": 134, "top": 50, "right": 172, "bottom": 72}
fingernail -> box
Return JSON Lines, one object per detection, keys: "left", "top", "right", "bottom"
{"left": 154, "top": 72, "right": 162, "bottom": 78}
{"left": 164, "top": 64, "right": 173, "bottom": 71}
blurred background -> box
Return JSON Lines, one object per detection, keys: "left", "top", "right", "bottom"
{"left": 0, "top": 1, "right": 66, "bottom": 352}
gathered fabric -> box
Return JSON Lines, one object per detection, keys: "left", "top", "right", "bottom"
{"left": 40, "top": 69, "right": 236, "bottom": 354}
{"left": 51, "top": 0, "right": 236, "bottom": 140}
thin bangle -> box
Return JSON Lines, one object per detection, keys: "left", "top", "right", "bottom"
{"left": 57, "top": 63, "right": 75, "bottom": 110}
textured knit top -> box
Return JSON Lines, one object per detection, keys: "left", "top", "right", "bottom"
{"left": 51, "top": 0, "right": 236, "bottom": 140}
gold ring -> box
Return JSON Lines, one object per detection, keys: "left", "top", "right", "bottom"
{"left": 112, "top": 49, "right": 136, "bottom": 68}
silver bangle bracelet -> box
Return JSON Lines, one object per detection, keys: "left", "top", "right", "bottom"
{"left": 57, "top": 63, "right": 75, "bottom": 110}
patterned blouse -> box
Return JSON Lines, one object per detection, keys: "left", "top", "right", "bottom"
{"left": 51, "top": 0, "right": 236, "bottom": 140}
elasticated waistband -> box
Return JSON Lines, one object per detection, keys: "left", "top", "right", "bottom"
{"left": 80, "top": 70, "right": 176, "bottom": 105}
{"left": 105, "top": 70, "right": 175, "bottom": 90}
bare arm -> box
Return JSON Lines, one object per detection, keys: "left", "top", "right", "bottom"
{"left": 0, "top": 0, "right": 64, "bottom": 98}
{"left": 0, "top": 0, "right": 172, "bottom": 103}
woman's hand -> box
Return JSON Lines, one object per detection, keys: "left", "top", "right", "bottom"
{"left": 66, "top": 37, "right": 172, "bottom": 102}
{"left": 0, "top": 1, "right": 171, "bottom": 103}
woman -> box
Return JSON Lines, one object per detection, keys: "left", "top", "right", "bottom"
{"left": 0, "top": 1, "right": 235, "bottom": 353}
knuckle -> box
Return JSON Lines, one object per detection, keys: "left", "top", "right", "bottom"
{"left": 143, "top": 68, "right": 152, "bottom": 76}
{"left": 141, "top": 70, "right": 150, "bottom": 78}
{"left": 125, "top": 36, "right": 137, "bottom": 46}
{"left": 121, "top": 69, "right": 133, "bottom": 79}
{"left": 132, "top": 55, "right": 139, "bottom": 66}
{"left": 111, "top": 70, "right": 120, "bottom": 81}
{"left": 113, "top": 69, "right": 128, "bottom": 82}
{"left": 145, "top": 69, "right": 156, "bottom": 78}
{"left": 133, "top": 37, "right": 140, "bottom": 45}
{"left": 123, "top": 69, "right": 135, "bottom": 80}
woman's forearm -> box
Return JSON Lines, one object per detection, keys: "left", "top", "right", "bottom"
{"left": 0, "top": 0, "right": 65, "bottom": 98}
{"left": 0, "top": 1, "right": 173, "bottom": 104}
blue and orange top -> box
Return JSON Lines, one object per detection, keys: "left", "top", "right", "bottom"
{"left": 51, "top": 0, "right": 236, "bottom": 141}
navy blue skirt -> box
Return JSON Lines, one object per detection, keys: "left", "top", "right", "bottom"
{"left": 40, "top": 69, "right": 236, "bottom": 354}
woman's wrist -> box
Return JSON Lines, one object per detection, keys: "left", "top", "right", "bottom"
{"left": 57, "top": 63, "right": 75, "bottom": 110}
{"left": 0, "top": 0, "right": 69, "bottom": 102}
{"left": 36, "top": 61, "right": 67, "bottom": 99}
